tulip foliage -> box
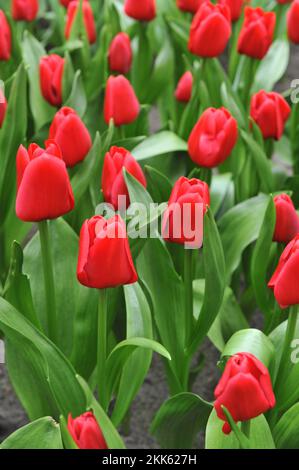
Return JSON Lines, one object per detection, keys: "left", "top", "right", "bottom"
{"left": 1, "top": 0, "right": 299, "bottom": 451}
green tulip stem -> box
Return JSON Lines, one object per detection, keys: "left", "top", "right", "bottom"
{"left": 275, "top": 305, "right": 298, "bottom": 389}
{"left": 184, "top": 248, "right": 194, "bottom": 350}
{"left": 38, "top": 220, "right": 57, "bottom": 343}
{"left": 97, "top": 288, "right": 108, "bottom": 410}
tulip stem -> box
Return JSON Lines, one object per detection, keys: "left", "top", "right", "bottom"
{"left": 184, "top": 248, "right": 194, "bottom": 349}
{"left": 97, "top": 288, "right": 108, "bottom": 410}
{"left": 38, "top": 220, "right": 57, "bottom": 343}
{"left": 275, "top": 305, "right": 298, "bottom": 389}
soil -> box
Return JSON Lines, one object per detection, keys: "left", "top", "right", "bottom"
{"left": 0, "top": 44, "right": 298, "bottom": 450}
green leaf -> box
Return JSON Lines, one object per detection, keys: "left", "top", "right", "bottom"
{"left": 273, "top": 402, "right": 299, "bottom": 449}
{"left": 0, "top": 417, "right": 63, "bottom": 449}
{"left": 221, "top": 328, "right": 275, "bottom": 369}
{"left": 59, "top": 415, "right": 78, "bottom": 449}
{"left": 131, "top": 131, "right": 187, "bottom": 161}
{"left": 76, "top": 375, "right": 126, "bottom": 449}
{"left": 210, "top": 173, "right": 233, "bottom": 216}
{"left": 0, "top": 297, "right": 86, "bottom": 420}
{"left": 219, "top": 194, "right": 269, "bottom": 279}
{"left": 206, "top": 409, "right": 275, "bottom": 449}
{"left": 145, "top": 166, "right": 172, "bottom": 204}
{"left": 111, "top": 282, "right": 153, "bottom": 426}
{"left": 252, "top": 40, "right": 290, "bottom": 93}
{"left": 22, "top": 31, "right": 55, "bottom": 131}
{"left": 220, "top": 82, "right": 246, "bottom": 128}
{"left": 64, "top": 69, "right": 87, "bottom": 117}
{"left": 151, "top": 392, "right": 213, "bottom": 449}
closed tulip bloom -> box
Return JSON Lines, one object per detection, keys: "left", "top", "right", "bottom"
{"left": 162, "top": 176, "right": 210, "bottom": 248}
{"left": 49, "top": 107, "right": 92, "bottom": 167}
{"left": 214, "top": 352, "right": 275, "bottom": 434}
{"left": 124, "top": 0, "right": 156, "bottom": 21}
{"left": 287, "top": 0, "right": 299, "bottom": 44}
{"left": 188, "top": 107, "right": 238, "bottom": 168}
{"left": 65, "top": 0, "right": 96, "bottom": 44}
{"left": 250, "top": 90, "right": 291, "bottom": 140}
{"left": 188, "top": 2, "right": 231, "bottom": 58}
{"left": 0, "top": 10, "right": 11, "bottom": 61}
{"left": 238, "top": 7, "right": 276, "bottom": 60}
{"left": 177, "top": 0, "right": 202, "bottom": 14}
{"left": 175, "top": 71, "right": 193, "bottom": 103}
{"left": 68, "top": 412, "right": 108, "bottom": 449}
{"left": 0, "top": 88, "right": 7, "bottom": 128}
{"left": 16, "top": 141, "right": 74, "bottom": 222}
{"left": 218, "top": 0, "right": 246, "bottom": 22}
{"left": 108, "top": 33, "right": 132, "bottom": 75}
{"left": 60, "top": 0, "right": 73, "bottom": 7}
{"left": 268, "top": 234, "right": 299, "bottom": 308}
{"left": 40, "top": 55, "right": 64, "bottom": 107}
{"left": 273, "top": 194, "right": 299, "bottom": 244}
{"left": 104, "top": 75, "right": 140, "bottom": 127}
{"left": 12, "top": 0, "right": 39, "bottom": 21}
{"left": 77, "top": 215, "right": 138, "bottom": 289}
{"left": 102, "top": 146, "right": 146, "bottom": 210}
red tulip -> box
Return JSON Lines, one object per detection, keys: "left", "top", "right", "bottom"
{"left": 188, "top": 107, "right": 238, "bottom": 168}
{"left": 250, "top": 90, "right": 291, "bottom": 140}
{"left": 12, "top": 0, "right": 39, "bottom": 21}
{"left": 175, "top": 71, "right": 193, "bottom": 103}
{"left": 40, "top": 54, "right": 64, "bottom": 107}
{"left": 177, "top": 0, "right": 203, "bottom": 14}
{"left": 188, "top": 2, "right": 231, "bottom": 58}
{"left": 238, "top": 7, "right": 276, "bottom": 60}
{"left": 268, "top": 234, "right": 299, "bottom": 308}
{"left": 277, "top": 0, "right": 292, "bottom": 3}
{"left": 0, "top": 88, "right": 7, "bottom": 128}
{"left": 273, "top": 194, "right": 299, "bottom": 244}
{"left": 214, "top": 352, "right": 275, "bottom": 434}
{"left": 60, "top": 0, "right": 73, "bottom": 7}
{"left": 287, "top": 0, "right": 299, "bottom": 44}
{"left": 108, "top": 32, "right": 132, "bottom": 75}
{"left": 49, "top": 107, "right": 92, "bottom": 167}
{"left": 16, "top": 141, "right": 74, "bottom": 222}
{"left": 77, "top": 215, "right": 138, "bottom": 289}
{"left": 65, "top": 0, "right": 96, "bottom": 44}
{"left": 104, "top": 75, "right": 140, "bottom": 127}
{"left": 218, "top": 0, "right": 246, "bottom": 22}
{"left": 162, "top": 176, "right": 210, "bottom": 248}
{"left": 124, "top": 0, "right": 156, "bottom": 21}
{"left": 102, "top": 146, "right": 146, "bottom": 210}
{"left": 68, "top": 412, "right": 108, "bottom": 449}
{"left": 0, "top": 10, "right": 11, "bottom": 61}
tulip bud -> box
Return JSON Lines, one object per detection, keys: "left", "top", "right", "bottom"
{"left": 39, "top": 55, "right": 64, "bottom": 108}
{"left": 108, "top": 33, "right": 132, "bottom": 75}
{"left": 214, "top": 352, "right": 275, "bottom": 434}
{"left": 16, "top": 141, "right": 74, "bottom": 222}
{"left": 12, "top": 0, "right": 39, "bottom": 21}
{"left": 124, "top": 0, "right": 156, "bottom": 22}
{"left": 188, "top": 2, "right": 231, "bottom": 58}
{"left": 250, "top": 90, "right": 291, "bottom": 140}
{"left": 287, "top": 0, "right": 299, "bottom": 44}
{"left": 175, "top": 71, "right": 193, "bottom": 103}
{"left": 0, "top": 88, "right": 7, "bottom": 128}
{"left": 238, "top": 7, "right": 276, "bottom": 60}
{"left": 60, "top": 0, "right": 73, "bottom": 7}
{"left": 68, "top": 412, "right": 108, "bottom": 449}
{"left": 77, "top": 215, "right": 138, "bottom": 289}
{"left": 269, "top": 234, "right": 299, "bottom": 308}
{"left": 176, "top": 0, "right": 202, "bottom": 14}
{"left": 104, "top": 75, "right": 140, "bottom": 127}
{"left": 162, "top": 176, "right": 210, "bottom": 248}
{"left": 0, "top": 10, "right": 11, "bottom": 61}
{"left": 188, "top": 107, "right": 238, "bottom": 168}
{"left": 102, "top": 146, "right": 146, "bottom": 210}
{"left": 218, "top": 0, "right": 246, "bottom": 22}
{"left": 65, "top": 0, "right": 96, "bottom": 45}
{"left": 49, "top": 107, "right": 92, "bottom": 167}
{"left": 273, "top": 194, "right": 299, "bottom": 244}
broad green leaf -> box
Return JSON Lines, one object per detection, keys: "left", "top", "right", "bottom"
{"left": 145, "top": 165, "right": 172, "bottom": 204}
{"left": 273, "top": 402, "right": 299, "bottom": 449}
{"left": 252, "top": 40, "right": 290, "bottom": 93}
{"left": 131, "top": 131, "right": 187, "bottom": 161}
{"left": 206, "top": 409, "right": 275, "bottom": 449}
{"left": 210, "top": 173, "right": 233, "bottom": 216}
{"left": 64, "top": 69, "right": 87, "bottom": 117}
{"left": 0, "top": 417, "right": 63, "bottom": 449}
{"left": 59, "top": 415, "right": 78, "bottom": 449}
{"left": 220, "top": 83, "right": 246, "bottom": 128}
{"left": 151, "top": 392, "right": 213, "bottom": 449}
